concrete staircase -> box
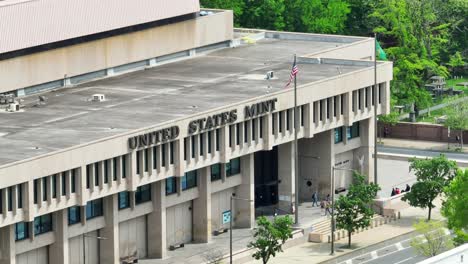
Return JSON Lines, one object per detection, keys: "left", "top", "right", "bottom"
{"left": 308, "top": 213, "right": 399, "bottom": 243}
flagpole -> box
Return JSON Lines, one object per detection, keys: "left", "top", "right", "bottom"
{"left": 373, "top": 33, "right": 378, "bottom": 185}
{"left": 293, "top": 54, "right": 299, "bottom": 226}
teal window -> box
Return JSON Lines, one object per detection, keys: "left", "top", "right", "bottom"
{"left": 118, "top": 191, "right": 130, "bottom": 210}
{"left": 347, "top": 122, "right": 360, "bottom": 140}
{"left": 15, "top": 222, "right": 29, "bottom": 241}
{"left": 166, "top": 177, "right": 177, "bottom": 195}
{"left": 226, "top": 158, "right": 241, "bottom": 177}
{"left": 136, "top": 184, "right": 151, "bottom": 204}
{"left": 182, "top": 170, "right": 197, "bottom": 190}
{"left": 68, "top": 206, "right": 81, "bottom": 225}
{"left": 334, "top": 127, "right": 343, "bottom": 144}
{"left": 211, "top": 163, "right": 222, "bottom": 181}
{"left": 86, "top": 199, "right": 103, "bottom": 219}
{"left": 34, "top": 214, "right": 52, "bottom": 236}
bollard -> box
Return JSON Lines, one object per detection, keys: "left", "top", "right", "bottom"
{"left": 398, "top": 211, "right": 401, "bottom": 219}
{"left": 328, "top": 235, "right": 331, "bottom": 243}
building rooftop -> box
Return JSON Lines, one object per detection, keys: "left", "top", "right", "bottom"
{"left": 0, "top": 35, "right": 374, "bottom": 166}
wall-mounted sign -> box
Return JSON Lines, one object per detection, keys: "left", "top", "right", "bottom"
{"left": 222, "top": 210, "right": 231, "bottom": 224}
{"left": 188, "top": 110, "right": 237, "bottom": 134}
{"left": 128, "top": 126, "right": 179, "bottom": 149}
{"left": 334, "top": 160, "right": 350, "bottom": 167}
{"left": 244, "top": 98, "right": 277, "bottom": 119}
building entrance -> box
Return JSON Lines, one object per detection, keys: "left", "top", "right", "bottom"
{"left": 254, "top": 146, "right": 278, "bottom": 208}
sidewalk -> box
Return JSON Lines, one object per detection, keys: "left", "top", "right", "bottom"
{"left": 247, "top": 198, "right": 444, "bottom": 264}
{"left": 379, "top": 138, "right": 468, "bottom": 153}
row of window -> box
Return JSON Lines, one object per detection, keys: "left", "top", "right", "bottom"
{"left": 136, "top": 142, "right": 174, "bottom": 175}
{"left": 313, "top": 94, "right": 345, "bottom": 123}
{"left": 352, "top": 84, "right": 384, "bottom": 113}
{"left": 166, "top": 157, "right": 242, "bottom": 195}
{"left": 0, "top": 184, "right": 23, "bottom": 214}
{"left": 32, "top": 168, "right": 78, "bottom": 205}
{"left": 334, "top": 122, "right": 360, "bottom": 144}
{"left": 15, "top": 183, "right": 153, "bottom": 241}
{"left": 86, "top": 155, "right": 127, "bottom": 188}
{"left": 272, "top": 106, "right": 306, "bottom": 135}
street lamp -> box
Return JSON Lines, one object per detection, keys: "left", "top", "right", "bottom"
{"left": 82, "top": 234, "right": 107, "bottom": 264}
{"left": 230, "top": 194, "right": 253, "bottom": 264}
{"left": 330, "top": 166, "right": 355, "bottom": 255}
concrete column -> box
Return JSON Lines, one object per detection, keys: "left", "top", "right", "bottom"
{"left": 304, "top": 104, "right": 313, "bottom": 138}
{"left": 336, "top": 95, "right": 341, "bottom": 121}
{"left": 220, "top": 127, "right": 230, "bottom": 163}
{"left": 264, "top": 114, "right": 273, "bottom": 150}
{"left": 147, "top": 181, "right": 167, "bottom": 258}
{"left": 100, "top": 194, "right": 119, "bottom": 264}
{"left": 1, "top": 189, "right": 7, "bottom": 218}
{"left": 238, "top": 122, "right": 245, "bottom": 145}
{"left": 98, "top": 161, "right": 105, "bottom": 190}
{"left": 176, "top": 140, "right": 185, "bottom": 177}
{"left": 344, "top": 92, "right": 353, "bottom": 126}
{"left": 147, "top": 147, "right": 154, "bottom": 177}
{"left": 78, "top": 166, "right": 87, "bottom": 206}
{"left": 193, "top": 167, "right": 211, "bottom": 243}
{"left": 129, "top": 152, "right": 138, "bottom": 191}
{"left": 354, "top": 117, "right": 374, "bottom": 183}
{"left": 155, "top": 145, "right": 162, "bottom": 173}
{"left": 246, "top": 120, "right": 252, "bottom": 146}
{"left": 235, "top": 154, "right": 254, "bottom": 228}
{"left": 25, "top": 181, "right": 34, "bottom": 221}
{"left": 278, "top": 142, "right": 295, "bottom": 210}
{"left": 0, "top": 225, "right": 15, "bottom": 264}
{"left": 382, "top": 82, "right": 391, "bottom": 115}
{"left": 329, "top": 97, "right": 335, "bottom": 122}
{"left": 56, "top": 173, "right": 63, "bottom": 202}
{"left": 11, "top": 186, "right": 17, "bottom": 215}
{"left": 50, "top": 210, "right": 69, "bottom": 264}
{"left": 320, "top": 100, "right": 327, "bottom": 125}
{"left": 279, "top": 111, "right": 286, "bottom": 136}
{"left": 137, "top": 150, "right": 144, "bottom": 177}
{"left": 298, "top": 130, "right": 334, "bottom": 201}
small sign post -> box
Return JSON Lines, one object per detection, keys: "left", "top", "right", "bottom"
{"left": 222, "top": 210, "right": 231, "bottom": 225}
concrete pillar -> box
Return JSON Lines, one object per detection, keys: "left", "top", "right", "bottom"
{"left": 50, "top": 210, "right": 69, "bottom": 264}
{"left": 263, "top": 114, "right": 273, "bottom": 150}
{"left": 25, "top": 181, "right": 34, "bottom": 221}
{"left": 298, "top": 130, "right": 334, "bottom": 201}
{"left": 129, "top": 152, "right": 138, "bottom": 191}
{"left": 0, "top": 225, "right": 15, "bottom": 264}
{"left": 278, "top": 142, "right": 295, "bottom": 211}
{"left": 148, "top": 181, "right": 166, "bottom": 258}
{"left": 100, "top": 194, "right": 119, "bottom": 264}
{"left": 354, "top": 117, "right": 374, "bottom": 183}
{"left": 78, "top": 166, "right": 87, "bottom": 206}
{"left": 193, "top": 167, "right": 211, "bottom": 243}
{"left": 344, "top": 92, "right": 353, "bottom": 126}
{"left": 304, "top": 103, "right": 313, "bottom": 138}
{"left": 235, "top": 154, "right": 254, "bottom": 228}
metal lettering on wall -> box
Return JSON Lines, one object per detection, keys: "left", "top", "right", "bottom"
{"left": 128, "top": 98, "right": 278, "bottom": 149}
{"left": 128, "top": 126, "right": 179, "bottom": 149}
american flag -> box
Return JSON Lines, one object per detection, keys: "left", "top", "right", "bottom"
{"left": 285, "top": 57, "right": 299, "bottom": 88}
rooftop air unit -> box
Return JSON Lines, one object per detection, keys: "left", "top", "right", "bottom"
{"left": 92, "top": 94, "right": 106, "bottom": 102}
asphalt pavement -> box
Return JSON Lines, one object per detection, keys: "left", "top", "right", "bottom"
{"left": 334, "top": 233, "right": 427, "bottom": 264}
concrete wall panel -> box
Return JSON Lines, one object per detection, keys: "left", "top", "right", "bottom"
{"left": 16, "top": 246, "right": 48, "bottom": 264}
{"left": 210, "top": 188, "right": 234, "bottom": 231}
{"left": 166, "top": 201, "right": 192, "bottom": 247}
{"left": 119, "top": 216, "right": 147, "bottom": 259}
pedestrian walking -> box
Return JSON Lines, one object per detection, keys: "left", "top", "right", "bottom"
{"left": 395, "top": 188, "right": 401, "bottom": 195}
{"left": 326, "top": 194, "right": 330, "bottom": 202}
{"left": 325, "top": 201, "right": 332, "bottom": 216}
{"left": 312, "top": 191, "right": 319, "bottom": 207}
{"left": 391, "top": 188, "right": 395, "bottom": 196}
{"left": 405, "top": 184, "right": 411, "bottom": 192}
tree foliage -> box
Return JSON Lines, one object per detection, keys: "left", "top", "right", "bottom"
{"left": 410, "top": 220, "right": 453, "bottom": 257}
{"left": 248, "top": 215, "right": 293, "bottom": 264}
{"left": 444, "top": 101, "right": 468, "bottom": 148}
{"left": 335, "top": 172, "right": 380, "bottom": 248}
{"left": 442, "top": 169, "right": 468, "bottom": 245}
{"left": 402, "top": 155, "right": 458, "bottom": 220}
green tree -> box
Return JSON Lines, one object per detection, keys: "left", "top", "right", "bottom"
{"left": 241, "top": 0, "right": 286, "bottom": 31}
{"left": 248, "top": 215, "right": 293, "bottom": 264}
{"left": 444, "top": 101, "right": 468, "bottom": 149}
{"left": 284, "top": 0, "right": 350, "bottom": 34}
{"left": 335, "top": 172, "right": 380, "bottom": 248}
{"left": 200, "top": 0, "right": 245, "bottom": 26}
{"left": 447, "top": 51, "right": 466, "bottom": 77}
{"left": 442, "top": 169, "right": 468, "bottom": 245}
{"left": 402, "top": 155, "right": 457, "bottom": 220}
{"left": 410, "top": 220, "right": 453, "bottom": 257}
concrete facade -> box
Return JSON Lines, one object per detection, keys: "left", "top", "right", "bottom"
{"left": 0, "top": 4, "right": 392, "bottom": 264}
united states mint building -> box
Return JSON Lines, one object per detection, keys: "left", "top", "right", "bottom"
{"left": 0, "top": 0, "right": 392, "bottom": 263}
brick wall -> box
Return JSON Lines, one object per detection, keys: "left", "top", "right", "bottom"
{"left": 379, "top": 122, "right": 468, "bottom": 143}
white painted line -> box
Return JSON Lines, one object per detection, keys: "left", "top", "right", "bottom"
{"left": 394, "top": 256, "right": 414, "bottom": 264}
{"left": 396, "top": 242, "right": 404, "bottom": 250}
{"left": 346, "top": 260, "right": 352, "bottom": 264}
{"left": 371, "top": 251, "right": 378, "bottom": 259}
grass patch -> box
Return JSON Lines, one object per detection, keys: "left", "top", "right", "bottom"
{"left": 416, "top": 108, "right": 447, "bottom": 123}
{"left": 446, "top": 77, "right": 468, "bottom": 93}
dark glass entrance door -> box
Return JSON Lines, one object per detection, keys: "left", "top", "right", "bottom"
{"left": 254, "top": 146, "right": 278, "bottom": 208}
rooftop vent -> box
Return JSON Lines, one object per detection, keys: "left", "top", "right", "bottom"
{"left": 266, "top": 71, "right": 274, "bottom": 80}
{"left": 92, "top": 94, "right": 106, "bottom": 102}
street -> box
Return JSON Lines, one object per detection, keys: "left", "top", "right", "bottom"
{"left": 336, "top": 234, "right": 427, "bottom": 264}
